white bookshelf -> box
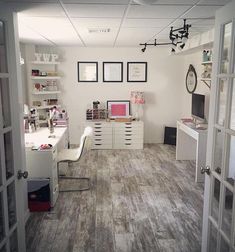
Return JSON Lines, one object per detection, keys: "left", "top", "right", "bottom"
{"left": 31, "top": 76, "right": 61, "bottom": 80}
{"left": 32, "top": 91, "right": 61, "bottom": 95}
{"left": 30, "top": 61, "right": 60, "bottom": 65}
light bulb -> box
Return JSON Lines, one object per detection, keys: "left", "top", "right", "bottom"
{"left": 181, "top": 36, "right": 188, "bottom": 43}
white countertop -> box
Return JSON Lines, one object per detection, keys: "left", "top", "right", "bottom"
{"left": 25, "top": 127, "right": 67, "bottom": 148}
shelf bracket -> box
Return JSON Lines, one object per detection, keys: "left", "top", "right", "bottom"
{"left": 202, "top": 80, "right": 211, "bottom": 89}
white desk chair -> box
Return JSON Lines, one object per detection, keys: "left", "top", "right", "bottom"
{"left": 57, "top": 126, "right": 93, "bottom": 192}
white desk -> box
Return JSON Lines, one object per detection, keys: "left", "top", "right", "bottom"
{"left": 176, "top": 121, "right": 207, "bottom": 183}
{"left": 25, "top": 127, "right": 68, "bottom": 207}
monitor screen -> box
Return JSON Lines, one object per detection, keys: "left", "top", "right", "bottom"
{"left": 192, "top": 93, "right": 205, "bottom": 120}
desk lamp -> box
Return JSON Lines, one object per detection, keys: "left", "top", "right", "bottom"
{"left": 130, "top": 91, "right": 145, "bottom": 121}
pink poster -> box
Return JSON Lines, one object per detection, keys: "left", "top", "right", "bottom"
{"left": 111, "top": 104, "right": 126, "bottom": 116}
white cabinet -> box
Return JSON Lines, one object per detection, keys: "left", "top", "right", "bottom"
{"left": 85, "top": 121, "right": 144, "bottom": 149}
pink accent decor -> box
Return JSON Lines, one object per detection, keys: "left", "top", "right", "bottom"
{"left": 130, "top": 91, "right": 145, "bottom": 104}
{"left": 111, "top": 104, "right": 126, "bottom": 116}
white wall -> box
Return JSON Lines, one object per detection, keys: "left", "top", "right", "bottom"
{"left": 180, "top": 50, "right": 211, "bottom": 122}
{"left": 51, "top": 46, "right": 185, "bottom": 144}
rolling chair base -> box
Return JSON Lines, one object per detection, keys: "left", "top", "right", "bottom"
{"left": 59, "top": 176, "right": 90, "bottom": 192}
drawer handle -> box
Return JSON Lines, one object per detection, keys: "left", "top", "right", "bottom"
{"left": 125, "top": 127, "right": 132, "bottom": 129}
{"left": 125, "top": 143, "right": 131, "bottom": 145}
{"left": 94, "top": 123, "right": 101, "bottom": 125}
{"left": 125, "top": 139, "right": 131, "bottom": 141}
{"left": 95, "top": 134, "right": 102, "bottom": 136}
{"left": 125, "top": 134, "right": 132, "bottom": 136}
{"left": 95, "top": 139, "right": 102, "bottom": 141}
{"left": 125, "top": 130, "right": 132, "bottom": 133}
{"left": 125, "top": 123, "right": 131, "bottom": 125}
{"left": 94, "top": 127, "right": 101, "bottom": 129}
{"left": 95, "top": 130, "right": 102, "bottom": 133}
{"left": 95, "top": 144, "right": 102, "bottom": 146}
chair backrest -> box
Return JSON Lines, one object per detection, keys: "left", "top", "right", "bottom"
{"left": 75, "top": 126, "right": 93, "bottom": 161}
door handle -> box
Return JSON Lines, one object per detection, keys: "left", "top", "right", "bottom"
{"left": 200, "top": 166, "right": 211, "bottom": 175}
{"left": 18, "top": 170, "right": 29, "bottom": 179}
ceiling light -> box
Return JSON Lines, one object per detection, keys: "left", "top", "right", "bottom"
{"left": 88, "top": 28, "right": 110, "bottom": 33}
{"left": 181, "top": 36, "right": 188, "bottom": 44}
{"left": 133, "top": 0, "right": 159, "bottom": 5}
{"left": 141, "top": 44, "right": 147, "bottom": 52}
{"left": 180, "top": 43, "right": 185, "bottom": 50}
{"left": 171, "top": 43, "right": 177, "bottom": 50}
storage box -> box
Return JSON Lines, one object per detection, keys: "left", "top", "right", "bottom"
{"left": 27, "top": 179, "right": 51, "bottom": 211}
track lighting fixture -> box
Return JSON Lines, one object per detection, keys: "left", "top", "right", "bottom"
{"left": 140, "top": 19, "right": 191, "bottom": 53}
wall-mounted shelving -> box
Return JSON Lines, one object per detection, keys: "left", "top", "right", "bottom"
{"left": 201, "top": 50, "right": 212, "bottom": 88}
{"left": 27, "top": 54, "right": 62, "bottom": 126}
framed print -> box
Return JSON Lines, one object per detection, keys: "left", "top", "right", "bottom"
{"left": 78, "top": 61, "right": 98, "bottom": 82}
{"left": 127, "top": 62, "right": 147, "bottom": 82}
{"left": 103, "top": 62, "right": 123, "bottom": 82}
{"left": 107, "top": 100, "right": 130, "bottom": 118}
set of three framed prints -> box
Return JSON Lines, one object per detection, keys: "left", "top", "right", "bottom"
{"left": 77, "top": 61, "right": 147, "bottom": 83}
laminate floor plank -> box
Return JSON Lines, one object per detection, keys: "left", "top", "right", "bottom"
{"left": 26, "top": 144, "right": 204, "bottom": 252}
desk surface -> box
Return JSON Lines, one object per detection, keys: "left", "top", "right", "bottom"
{"left": 25, "top": 127, "right": 67, "bottom": 148}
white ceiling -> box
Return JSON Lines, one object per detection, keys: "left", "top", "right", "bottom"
{"left": 0, "top": 0, "right": 231, "bottom": 47}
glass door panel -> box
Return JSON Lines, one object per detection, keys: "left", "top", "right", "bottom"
{"left": 0, "top": 78, "right": 11, "bottom": 128}
{"left": 208, "top": 220, "right": 217, "bottom": 251}
{"left": 4, "top": 132, "right": 14, "bottom": 180}
{"left": 7, "top": 182, "right": 16, "bottom": 229}
{"left": 0, "top": 21, "right": 8, "bottom": 73}
{"left": 230, "top": 79, "right": 235, "bottom": 130}
{"left": 217, "top": 78, "right": 228, "bottom": 126}
{"left": 0, "top": 245, "right": 7, "bottom": 252}
{"left": 10, "top": 229, "right": 18, "bottom": 252}
{"left": 220, "top": 235, "right": 230, "bottom": 252}
{"left": 221, "top": 187, "right": 233, "bottom": 238}
{"left": 213, "top": 128, "right": 224, "bottom": 175}
{"left": 220, "top": 22, "right": 232, "bottom": 74}
{"left": 226, "top": 134, "right": 235, "bottom": 185}
{"left": 0, "top": 192, "right": 5, "bottom": 243}
{"left": 210, "top": 177, "right": 221, "bottom": 223}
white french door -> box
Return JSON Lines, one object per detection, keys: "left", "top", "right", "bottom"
{"left": 201, "top": 1, "right": 235, "bottom": 252}
{"left": 0, "top": 9, "right": 26, "bottom": 252}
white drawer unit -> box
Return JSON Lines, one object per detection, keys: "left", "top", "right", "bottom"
{"left": 113, "top": 121, "right": 144, "bottom": 149}
{"left": 84, "top": 121, "right": 144, "bottom": 149}
{"left": 86, "top": 122, "right": 113, "bottom": 149}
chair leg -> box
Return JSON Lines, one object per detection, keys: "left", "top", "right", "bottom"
{"left": 59, "top": 176, "right": 90, "bottom": 192}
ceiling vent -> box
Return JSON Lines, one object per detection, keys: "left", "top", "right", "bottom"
{"left": 88, "top": 28, "right": 111, "bottom": 33}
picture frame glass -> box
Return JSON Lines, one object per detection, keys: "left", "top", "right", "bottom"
{"left": 128, "top": 62, "right": 147, "bottom": 82}
{"left": 78, "top": 62, "right": 98, "bottom": 82}
{"left": 103, "top": 62, "right": 123, "bottom": 82}
{"left": 107, "top": 100, "right": 130, "bottom": 118}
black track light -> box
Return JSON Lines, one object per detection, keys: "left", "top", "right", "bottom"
{"left": 180, "top": 43, "right": 185, "bottom": 49}
{"left": 139, "top": 19, "right": 191, "bottom": 52}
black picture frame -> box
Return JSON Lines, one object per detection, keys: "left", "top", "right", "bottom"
{"left": 186, "top": 64, "right": 197, "bottom": 93}
{"left": 103, "top": 62, "right": 123, "bottom": 82}
{"left": 77, "top": 61, "right": 98, "bottom": 82}
{"left": 127, "top": 62, "right": 147, "bottom": 82}
{"left": 107, "top": 100, "right": 130, "bottom": 118}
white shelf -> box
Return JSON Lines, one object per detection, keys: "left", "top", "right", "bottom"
{"left": 32, "top": 91, "right": 61, "bottom": 95}
{"left": 30, "top": 61, "right": 60, "bottom": 65}
{"left": 201, "top": 61, "right": 212, "bottom": 65}
{"left": 31, "top": 76, "right": 61, "bottom": 80}
{"left": 32, "top": 105, "right": 61, "bottom": 110}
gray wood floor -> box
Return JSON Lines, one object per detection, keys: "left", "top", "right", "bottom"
{"left": 25, "top": 144, "right": 204, "bottom": 252}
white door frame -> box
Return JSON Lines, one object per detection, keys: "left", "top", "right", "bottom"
{"left": 202, "top": 1, "right": 235, "bottom": 251}
{"left": 0, "top": 5, "right": 27, "bottom": 252}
